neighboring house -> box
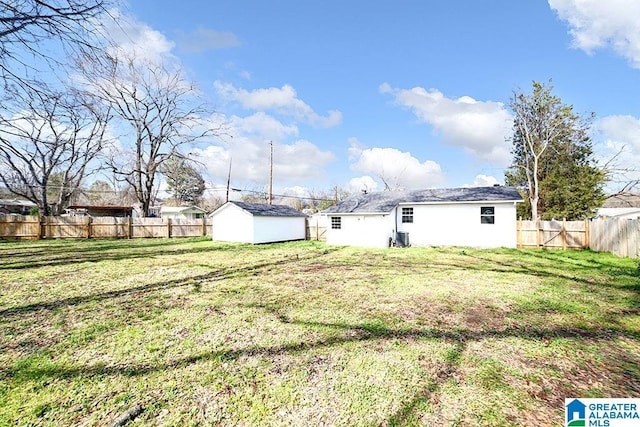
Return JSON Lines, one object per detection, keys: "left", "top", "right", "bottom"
{"left": 0, "top": 199, "right": 37, "bottom": 215}
{"left": 65, "top": 205, "right": 134, "bottom": 217}
{"left": 597, "top": 194, "right": 640, "bottom": 219}
{"left": 160, "top": 206, "right": 207, "bottom": 220}
{"left": 211, "top": 201, "right": 307, "bottom": 244}
{"left": 322, "top": 186, "right": 523, "bottom": 249}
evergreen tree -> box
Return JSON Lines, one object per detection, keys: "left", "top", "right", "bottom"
{"left": 161, "top": 157, "right": 206, "bottom": 206}
{"left": 505, "top": 81, "right": 606, "bottom": 220}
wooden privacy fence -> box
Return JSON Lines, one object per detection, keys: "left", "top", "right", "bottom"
{"left": 305, "top": 217, "right": 327, "bottom": 241}
{"left": 589, "top": 217, "right": 640, "bottom": 258}
{"left": 517, "top": 218, "right": 640, "bottom": 258}
{"left": 0, "top": 215, "right": 212, "bottom": 240}
{"left": 517, "top": 219, "right": 589, "bottom": 250}
{"left": 2, "top": 215, "right": 638, "bottom": 258}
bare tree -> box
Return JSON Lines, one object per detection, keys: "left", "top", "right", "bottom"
{"left": 600, "top": 145, "right": 640, "bottom": 198}
{"left": 81, "top": 53, "right": 217, "bottom": 216}
{"left": 1, "top": 0, "right": 113, "bottom": 95}
{"left": 306, "top": 186, "right": 349, "bottom": 212}
{"left": 0, "top": 89, "right": 111, "bottom": 215}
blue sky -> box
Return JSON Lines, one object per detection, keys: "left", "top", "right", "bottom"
{"left": 116, "top": 0, "right": 640, "bottom": 196}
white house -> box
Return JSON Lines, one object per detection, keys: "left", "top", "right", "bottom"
{"left": 322, "top": 186, "right": 523, "bottom": 249}
{"left": 597, "top": 194, "right": 640, "bottom": 219}
{"left": 160, "top": 206, "right": 207, "bottom": 220}
{"left": 211, "top": 201, "right": 307, "bottom": 244}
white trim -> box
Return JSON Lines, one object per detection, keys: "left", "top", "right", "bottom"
{"left": 397, "top": 200, "right": 521, "bottom": 207}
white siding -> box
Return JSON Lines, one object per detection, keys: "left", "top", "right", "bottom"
{"left": 397, "top": 202, "right": 518, "bottom": 248}
{"left": 211, "top": 203, "right": 253, "bottom": 243}
{"left": 326, "top": 214, "right": 394, "bottom": 248}
{"left": 252, "top": 216, "right": 306, "bottom": 243}
{"left": 212, "top": 203, "right": 306, "bottom": 244}
{"left": 597, "top": 207, "right": 640, "bottom": 220}
{"left": 161, "top": 208, "right": 205, "bottom": 220}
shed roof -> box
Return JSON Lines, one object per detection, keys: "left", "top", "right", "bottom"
{"left": 68, "top": 205, "right": 132, "bottom": 210}
{"left": 323, "top": 186, "right": 523, "bottom": 214}
{"left": 229, "top": 201, "right": 307, "bottom": 217}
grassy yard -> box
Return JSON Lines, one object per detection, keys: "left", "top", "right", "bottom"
{"left": 0, "top": 238, "right": 638, "bottom": 426}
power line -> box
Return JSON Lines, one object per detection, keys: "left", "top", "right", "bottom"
{"left": 0, "top": 183, "right": 338, "bottom": 202}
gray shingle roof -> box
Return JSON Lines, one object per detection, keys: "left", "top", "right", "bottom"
{"left": 231, "top": 201, "right": 307, "bottom": 217}
{"left": 323, "top": 186, "right": 523, "bottom": 214}
{"left": 602, "top": 193, "right": 640, "bottom": 208}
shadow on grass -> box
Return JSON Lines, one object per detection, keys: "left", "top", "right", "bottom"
{"left": 386, "top": 340, "right": 465, "bottom": 426}
{"left": 438, "top": 249, "right": 639, "bottom": 288}
{"left": 460, "top": 250, "right": 640, "bottom": 312}
{"left": 0, "top": 246, "right": 342, "bottom": 318}
{"left": 3, "top": 296, "right": 639, "bottom": 424}
{"left": 2, "top": 244, "right": 638, "bottom": 424}
{"left": 3, "top": 317, "right": 638, "bottom": 391}
{"left": 0, "top": 238, "right": 239, "bottom": 270}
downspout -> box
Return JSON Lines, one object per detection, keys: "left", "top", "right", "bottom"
{"left": 393, "top": 205, "right": 398, "bottom": 247}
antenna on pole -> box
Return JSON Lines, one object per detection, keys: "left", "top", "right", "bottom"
{"left": 268, "top": 141, "right": 273, "bottom": 205}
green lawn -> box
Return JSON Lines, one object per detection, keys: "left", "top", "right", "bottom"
{"left": 0, "top": 238, "right": 638, "bottom": 426}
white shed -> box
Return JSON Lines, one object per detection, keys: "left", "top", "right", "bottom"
{"left": 211, "top": 201, "right": 307, "bottom": 244}
{"left": 323, "top": 186, "right": 523, "bottom": 249}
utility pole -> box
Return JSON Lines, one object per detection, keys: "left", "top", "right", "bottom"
{"left": 225, "top": 157, "right": 232, "bottom": 202}
{"left": 268, "top": 141, "right": 273, "bottom": 205}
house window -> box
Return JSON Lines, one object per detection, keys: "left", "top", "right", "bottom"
{"left": 481, "top": 206, "right": 495, "bottom": 224}
{"left": 331, "top": 216, "right": 341, "bottom": 229}
{"left": 401, "top": 207, "right": 413, "bottom": 223}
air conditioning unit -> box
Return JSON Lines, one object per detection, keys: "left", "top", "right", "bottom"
{"left": 395, "top": 232, "right": 410, "bottom": 247}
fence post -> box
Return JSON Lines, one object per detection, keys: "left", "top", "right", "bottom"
{"left": 584, "top": 218, "right": 590, "bottom": 249}
{"left": 536, "top": 220, "right": 542, "bottom": 247}
{"left": 86, "top": 216, "right": 92, "bottom": 239}
{"left": 562, "top": 218, "right": 567, "bottom": 250}
{"left": 202, "top": 218, "right": 207, "bottom": 237}
{"left": 39, "top": 215, "right": 46, "bottom": 239}
{"left": 166, "top": 218, "right": 172, "bottom": 238}
{"left": 126, "top": 216, "right": 132, "bottom": 239}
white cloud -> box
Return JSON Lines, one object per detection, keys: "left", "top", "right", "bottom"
{"left": 193, "top": 82, "right": 340, "bottom": 186}
{"left": 595, "top": 115, "right": 640, "bottom": 189}
{"left": 282, "top": 186, "right": 308, "bottom": 198}
{"left": 464, "top": 174, "right": 501, "bottom": 188}
{"left": 192, "top": 113, "right": 335, "bottom": 185}
{"left": 102, "top": 10, "right": 175, "bottom": 65}
{"left": 380, "top": 83, "right": 512, "bottom": 165}
{"left": 347, "top": 137, "right": 367, "bottom": 160}
{"left": 276, "top": 140, "right": 336, "bottom": 181}
{"left": 349, "top": 140, "right": 444, "bottom": 190}
{"left": 231, "top": 112, "right": 299, "bottom": 139}
{"left": 549, "top": 0, "right": 640, "bottom": 68}
{"left": 348, "top": 176, "right": 379, "bottom": 193}
{"left": 177, "top": 27, "right": 242, "bottom": 52}
{"left": 214, "top": 81, "right": 342, "bottom": 127}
